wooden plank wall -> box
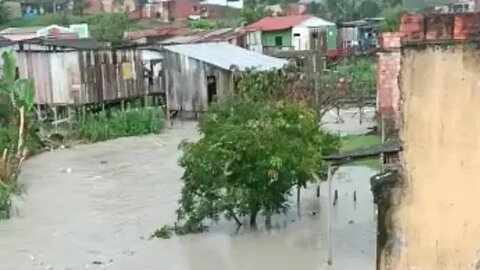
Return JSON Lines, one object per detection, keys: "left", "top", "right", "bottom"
{"left": 164, "top": 50, "right": 233, "bottom": 112}
{"left": 17, "top": 48, "right": 164, "bottom": 105}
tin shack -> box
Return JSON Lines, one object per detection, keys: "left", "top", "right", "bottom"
{"left": 163, "top": 42, "right": 287, "bottom": 113}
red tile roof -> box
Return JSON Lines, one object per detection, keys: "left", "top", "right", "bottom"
{"left": 245, "top": 15, "right": 310, "bottom": 31}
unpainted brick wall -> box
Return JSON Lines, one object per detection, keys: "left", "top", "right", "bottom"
{"left": 376, "top": 32, "right": 401, "bottom": 129}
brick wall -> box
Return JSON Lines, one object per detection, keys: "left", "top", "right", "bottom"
{"left": 376, "top": 32, "right": 401, "bottom": 130}
{"left": 401, "top": 12, "right": 480, "bottom": 42}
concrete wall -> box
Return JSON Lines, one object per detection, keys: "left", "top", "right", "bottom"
{"left": 262, "top": 30, "right": 292, "bottom": 47}
{"left": 380, "top": 42, "right": 480, "bottom": 269}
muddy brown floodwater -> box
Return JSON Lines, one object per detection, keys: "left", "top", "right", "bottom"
{"left": 0, "top": 110, "right": 377, "bottom": 270}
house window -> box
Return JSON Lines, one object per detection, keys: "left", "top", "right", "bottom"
{"left": 293, "top": 33, "right": 300, "bottom": 37}
{"left": 193, "top": 6, "right": 198, "bottom": 12}
{"left": 275, "top": 36, "right": 282, "bottom": 46}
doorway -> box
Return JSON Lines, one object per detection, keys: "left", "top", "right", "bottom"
{"left": 207, "top": 75, "right": 217, "bottom": 104}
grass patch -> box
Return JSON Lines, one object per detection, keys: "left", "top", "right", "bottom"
{"left": 76, "top": 107, "right": 165, "bottom": 143}
{"left": 341, "top": 134, "right": 382, "bottom": 170}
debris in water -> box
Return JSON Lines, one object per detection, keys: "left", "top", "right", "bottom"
{"left": 100, "top": 160, "right": 108, "bottom": 165}
{"left": 61, "top": 168, "right": 72, "bottom": 174}
{"left": 348, "top": 220, "right": 355, "bottom": 225}
{"left": 92, "top": 261, "right": 103, "bottom": 265}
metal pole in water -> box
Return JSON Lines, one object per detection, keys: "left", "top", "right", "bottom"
{"left": 327, "top": 164, "right": 333, "bottom": 265}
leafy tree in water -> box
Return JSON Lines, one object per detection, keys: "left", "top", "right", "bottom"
{"left": 177, "top": 97, "right": 339, "bottom": 231}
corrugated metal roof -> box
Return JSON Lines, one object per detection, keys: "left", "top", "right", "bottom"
{"left": 245, "top": 15, "right": 310, "bottom": 31}
{"left": 160, "top": 28, "right": 239, "bottom": 44}
{"left": 164, "top": 42, "right": 287, "bottom": 71}
{"left": 298, "top": 17, "right": 335, "bottom": 27}
{"left": 0, "top": 26, "right": 45, "bottom": 34}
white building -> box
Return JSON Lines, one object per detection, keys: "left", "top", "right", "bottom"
{"left": 291, "top": 16, "right": 335, "bottom": 51}
{"left": 200, "top": 0, "right": 243, "bottom": 9}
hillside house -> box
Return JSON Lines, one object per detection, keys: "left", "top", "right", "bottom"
{"left": 337, "top": 19, "right": 380, "bottom": 54}
{"left": 200, "top": 0, "right": 243, "bottom": 9}
{"left": 433, "top": 0, "right": 475, "bottom": 13}
{"left": 245, "top": 15, "right": 336, "bottom": 55}
{"left": 0, "top": 24, "right": 90, "bottom": 41}
{"left": 163, "top": 42, "right": 286, "bottom": 113}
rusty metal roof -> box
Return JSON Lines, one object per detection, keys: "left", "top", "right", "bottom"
{"left": 164, "top": 42, "right": 288, "bottom": 70}
{"left": 160, "top": 28, "right": 241, "bottom": 44}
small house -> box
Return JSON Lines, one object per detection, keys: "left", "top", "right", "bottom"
{"left": 0, "top": 24, "right": 90, "bottom": 41}
{"left": 163, "top": 42, "right": 287, "bottom": 113}
{"left": 245, "top": 15, "right": 337, "bottom": 55}
{"left": 337, "top": 19, "right": 381, "bottom": 54}
{"left": 12, "top": 38, "right": 163, "bottom": 105}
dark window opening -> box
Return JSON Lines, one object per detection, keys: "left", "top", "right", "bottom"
{"left": 207, "top": 75, "right": 217, "bottom": 104}
{"left": 293, "top": 33, "right": 300, "bottom": 37}
{"left": 275, "top": 36, "right": 282, "bottom": 46}
{"left": 193, "top": 6, "right": 198, "bottom": 12}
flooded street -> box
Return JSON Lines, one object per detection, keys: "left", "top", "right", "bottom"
{"left": 0, "top": 109, "right": 377, "bottom": 270}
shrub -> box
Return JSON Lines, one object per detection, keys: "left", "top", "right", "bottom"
{"left": 76, "top": 107, "right": 165, "bottom": 142}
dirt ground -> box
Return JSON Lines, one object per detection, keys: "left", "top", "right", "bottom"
{"left": 0, "top": 109, "right": 377, "bottom": 270}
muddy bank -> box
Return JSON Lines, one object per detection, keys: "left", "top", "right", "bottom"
{"left": 0, "top": 114, "right": 376, "bottom": 270}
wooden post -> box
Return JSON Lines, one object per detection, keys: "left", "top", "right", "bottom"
{"left": 53, "top": 106, "right": 58, "bottom": 133}
{"left": 313, "top": 52, "right": 320, "bottom": 117}
{"left": 380, "top": 115, "right": 386, "bottom": 172}
{"left": 327, "top": 164, "right": 333, "bottom": 265}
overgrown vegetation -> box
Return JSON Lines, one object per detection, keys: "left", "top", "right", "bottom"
{"left": 187, "top": 19, "right": 216, "bottom": 30}
{"left": 156, "top": 68, "right": 340, "bottom": 236}
{"left": 75, "top": 106, "right": 164, "bottom": 143}
{"left": 0, "top": 51, "right": 36, "bottom": 219}
{"left": 341, "top": 134, "right": 381, "bottom": 170}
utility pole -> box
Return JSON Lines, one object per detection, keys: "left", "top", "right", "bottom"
{"left": 327, "top": 164, "right": 333, "bottom": 265}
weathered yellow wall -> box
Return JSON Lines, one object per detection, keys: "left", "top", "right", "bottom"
{"left": 383, "top": 43, "right": 480, "bottom": 269}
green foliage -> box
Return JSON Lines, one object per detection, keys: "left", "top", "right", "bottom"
{"left": 341, "top": 134, "right": 381, "bottom": 151}
{"left": 334, "top": 58, "right": 376, "bottom": 98}
{"left": 0, "top": 2, "right": 10, "bottom": 26}
{"left": 87, "top": 13, "right": 129, "bottom": 45}
{"left": 378, "top": 8, "right": 405, "bottom": 32}
{"left": 241, "top": 5, "right": 269, "bottom": 25}
{"left": 187, "top": 19, "right": 216, "bottom": 30}
{"left": 0, "top": 182, "right": 12, "bottom": 219}
{"left": 73, "top": 0, "right": 92, "bottom": 16}
{"left": 150, "top": 225, "right": 174, "bottom": 239}
{"left": 5, "top": 14, "right": 66, "bottom": 28}
{"left": 0, "top": 51, "right": 36, "bottom": 220}
{"left": 176, "top": 96, "right": 340, "bottom": 232}
{"left": 233, "top": 67, "right": 298, "bottom": 101}
{"left": 76, "top": 107, "right": 165, "bottom": 142}
{"left": 341, "top": 134, "right": 381, "bottom": 170}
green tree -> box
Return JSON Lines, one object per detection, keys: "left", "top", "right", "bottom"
{"left": 0, "top": 2, "right": 10, "bottom": 25}
{"left": 241, "top": 5, "right": 268, "bottom": 25}
{"left": 0, "top": 51, "right": 35, "bottom": 219}
{"left": 73, "top": 0, "right": 92, "bottom": 16}
{"left": 89, "top": 13, "right": 128, "bottom": 46}
{"left": 176, "top": 96, "right": 339, "bottom": 231}
{"left": 378, "top": 7, "right": 404, "bottom": 32}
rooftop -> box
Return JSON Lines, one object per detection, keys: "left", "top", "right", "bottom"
{"left": 163, "top": 42, "right": 288, "bottom": 71}
{"left": 245, "top": 15, "right": 311, "bottom": 31}
{"left": 160, "top": 28, "right": 242, "bottom": 44}
{"left": 21, "top": 38, "right": 102, "bottom": 50}
{"left": 125, "top": 27, "right": 189, "bottom": 40}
